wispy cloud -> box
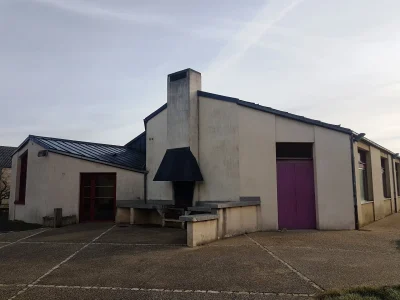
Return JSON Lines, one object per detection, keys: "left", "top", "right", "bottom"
{"left": 205, "top": 0, "right": 305, "bottom": 81}
{"left": 31, "top": 0, "right": 175, "bottom": 26}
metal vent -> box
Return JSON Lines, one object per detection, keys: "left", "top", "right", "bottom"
{"left": 169, "top": 71, "right": 187, "bottom": 82}
{"left": 37, "top": 150, "right": 48, "bottom": 157}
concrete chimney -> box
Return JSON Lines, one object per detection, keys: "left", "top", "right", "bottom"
{"left": 167, "top": 68, "right": 201, "bottom": 158}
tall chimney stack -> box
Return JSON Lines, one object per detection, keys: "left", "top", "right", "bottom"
{"left": 167, "top": 68, "right": 201, "bottom": 158}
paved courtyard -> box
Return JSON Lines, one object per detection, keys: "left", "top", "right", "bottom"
{"left": 1, "top": 214, "right": 400, "bottom": 299}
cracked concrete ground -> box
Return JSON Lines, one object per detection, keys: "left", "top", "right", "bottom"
{"left": 1, "top": 214, "right": 400, "bottom": 299}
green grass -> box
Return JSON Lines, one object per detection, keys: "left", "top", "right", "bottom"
{"left": 317, "top": 286, "right": 400, "bottom": 300}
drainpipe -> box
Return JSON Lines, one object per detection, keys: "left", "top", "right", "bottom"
{"left": 350, "top": 134, "right": 360, "bottom": 230}
{"left": 392, "top": 155, "right": 397, "bottom": 212}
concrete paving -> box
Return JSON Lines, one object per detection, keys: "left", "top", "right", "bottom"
{"left": 1, "top": 214, "right": 400, "bottom": 299}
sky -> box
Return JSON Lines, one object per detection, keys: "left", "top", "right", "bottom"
{"left": 1, "top": 0, "right": 399, "bottom": 152}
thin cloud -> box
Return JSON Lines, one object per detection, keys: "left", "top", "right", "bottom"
{"left": 206, "top": 0, "right": 305, "bottom": 81}
{"left": 31, "top": 0, "right": 175, "bottom": 26}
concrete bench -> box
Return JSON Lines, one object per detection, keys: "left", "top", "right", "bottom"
{"left": 181, "top": 198, "right": 262, "bottom": 247}
{"left": 115, "top": 200, "right": 174, "bottom": 226}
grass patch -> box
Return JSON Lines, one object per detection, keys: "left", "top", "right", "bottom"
{"left": 317, "top": 286, "right": 400, "bottom": 300}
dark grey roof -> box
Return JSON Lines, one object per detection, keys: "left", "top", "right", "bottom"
{"left": 125, "top": 132, "right": 146, "bottom": 153}
{"left": 0, "top": 146, "right": 17, "bottom": 169}
{"left": 13, "top": 135, "right": 146, "bottom": 173}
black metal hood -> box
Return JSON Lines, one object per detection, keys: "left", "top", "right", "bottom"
{"left": 153, "top": 147, "right": 203, "bottom": 181}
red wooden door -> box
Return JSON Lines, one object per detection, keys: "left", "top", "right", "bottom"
{"left": 80, "top": 173, "right": 116, "bottom": 222}
{"left": 277, "top": 160, "right": 316, "bottom": 229}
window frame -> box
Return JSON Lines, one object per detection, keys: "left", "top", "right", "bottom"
{"left": 358, "top": 149, "right": 371, "bottom": 203}
{"left": 381, "top": 156, "right": 391, "bottom": 199}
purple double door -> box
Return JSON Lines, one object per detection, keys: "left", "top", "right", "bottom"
{"left": 277, "top": 160, "right": 316, "bottom": 229}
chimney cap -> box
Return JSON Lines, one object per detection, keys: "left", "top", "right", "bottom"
{"left": 168, "top": 68, "right": 201, "bottom": 78}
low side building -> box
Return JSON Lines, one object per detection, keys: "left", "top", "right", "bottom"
{"left": 9, "top": 136, "right": 145, "bottom": 224}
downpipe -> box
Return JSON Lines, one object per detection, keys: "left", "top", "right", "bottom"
{"left": 350, "top": 134, "right": 360, "bottom": 230}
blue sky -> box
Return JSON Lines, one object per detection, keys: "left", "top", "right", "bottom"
{"left": 1, "top": 0, "right": 399, "bottom": 151}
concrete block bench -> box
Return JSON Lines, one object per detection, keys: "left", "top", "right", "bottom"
{"left": 181, "top": 198, "right": 262, "bottom": 247}
{"left": 116, "top": 200, "right": 174, "bottom": 226}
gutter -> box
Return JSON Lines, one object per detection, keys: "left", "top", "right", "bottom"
{"left": 350, "top": 134, "right": 360, "bottom": 230}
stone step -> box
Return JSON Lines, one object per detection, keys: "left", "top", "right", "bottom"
{"left": 163, "top": 218, "right": 185, "bottom": 229}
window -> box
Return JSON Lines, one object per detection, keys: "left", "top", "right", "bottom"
{"left": 358, "top": 150, "right": 369, "bottom": 201}
{"left": 276, "top": 143, "right": 313, "bottom": 159}
{"left": 381, "top": 157, "right": 391, "bottom": 199}
{"left": 396, "top": 162, "right": 400, "bottom": 196}
{"left": 16, "top": 151, "right": 28, "bottom": 205}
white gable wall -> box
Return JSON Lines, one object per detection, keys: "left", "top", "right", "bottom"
{"left": 145, "top": 96, "right": 355, "bottom": 230}
{"left": 9, "top": 141, "right": 49, "bottom": 224}
{"left": 10, "top": 140, "right": 144, "bottom": 224}
{"left": 146, "top": 109, "right": 173, "bottom": 200}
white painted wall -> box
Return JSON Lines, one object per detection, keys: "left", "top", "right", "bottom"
{"left": 237, "top": 106, "right": 354, "bottom": 230}
{"left": 9, "top": 142, "right": 49, "bottom": 224}
{"left": 9, "top": 140, "right": 144, "bottom": 224}
{"left": 238, "top": 106, "right": 277, "bottom": 230}
{"left": 146, "top": 109, "right": 173, "bottom": 200}
{"left": 144, "top": 94, "right": 357, "bottom": 230}
{"left": 275, "top": 116, "right": 314, "bottom": 142}
{"left": 198, "top": 96, "right": 240, "bottom": 201}
{"left": 46, "top": 152, "right": 144, "bottom": 220}
{"left": 314, "top": 127, "right": 354, "bottom": 229}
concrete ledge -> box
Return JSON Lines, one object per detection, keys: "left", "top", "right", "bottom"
{"left": 43, "top": 215, "right": 77, "bottom": 227}
{"left": 187, "top": 219, "right": 218, "bottom": 247}
{"left": 187, "top": 206, "right": 212, "bottom": 213}
{"left": 116, "top": 200, "right": 173, "bottom": 209}
{"left": 198, "top": 199, "right": 260, "bottom": 209}
{"left": 180, "top": 214, "right": 218, "bottom": 222}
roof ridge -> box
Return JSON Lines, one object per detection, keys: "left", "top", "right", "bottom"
{"left": 29, "top": 135, "right": 127, "bottom": 149}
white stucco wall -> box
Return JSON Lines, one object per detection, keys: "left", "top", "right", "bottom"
{"left": 9, "top": 141, "right": 49, "bottom": 224}
{"left": 238, "top": 106, "right": 277, "bottom": 230}
{"left": 275, "top": 116, "right": 314, "bottom": 143}
{"left": 46, "top": 152, "right": 144, "bottom": 221}
{"left": 314, "top": 127, "right": 354, "bottom": 229}
{"left": 237, "top": 105, "right": 354, "bottom": 230}
{"left": 146, "top": 109, "right": 173, "bottom": 200}
{"left": 198, "top": 96, "right": 240, "bottom": 201}
{"left": 9, "top": 140, "right": 144, "bottom": 224}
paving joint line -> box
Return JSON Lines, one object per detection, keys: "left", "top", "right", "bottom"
{"left": 7, "top": 225, "right": 116, "bottom": 300}
{"left": 245, "top": 234, "right": 324, "bottom": 292}
{"left": 17, "top": 241, "right": 186, "bottom": 246}
{"left": 25, "top": 284, "right": 315, "bottom": 297}
{"left": 0, "top": 229, "right": 49, "bottom": 250}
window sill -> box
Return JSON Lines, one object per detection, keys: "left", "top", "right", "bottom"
{"left": 383, "top": 198, "right": 392, "bottom": 201}
{"left": 361, "top": 201, "right": 374, "bottom": 205}
{"left": 14, "top": 202, "right": 25, "bottom": 205}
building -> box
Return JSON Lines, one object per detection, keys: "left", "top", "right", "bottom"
{"left": 0, "top": 146, "right": 17, "bottom": 209}
{"left": 9, "top": 69, "right": 400, "bottom": 235}
{"left": 8, "top": 136, "right": 145, "bottom": 224}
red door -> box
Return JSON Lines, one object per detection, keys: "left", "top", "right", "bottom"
{"left": 80, "top": 173, "right": 116, "bottom": 222}
{"left": 277, "top": 160, "right": 316, "bottom": 229}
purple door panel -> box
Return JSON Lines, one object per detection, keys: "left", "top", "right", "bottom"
{"left": 277, "top": 160, "right": 316, "bottom": 229}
